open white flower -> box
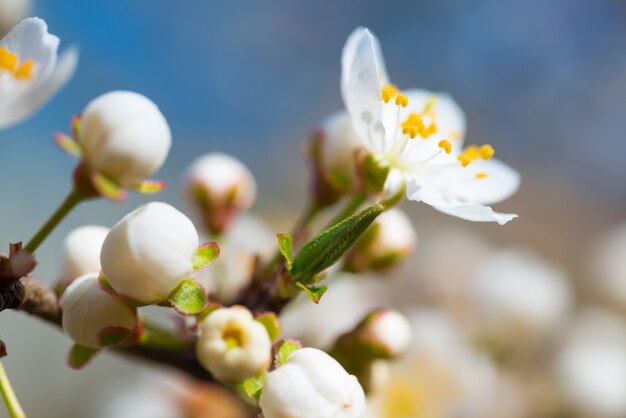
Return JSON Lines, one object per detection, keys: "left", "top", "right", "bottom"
{"left": 58, "top": 225, "right": 109, "bottom": 284}
{"left": 0, "top": 17, "right": 77, "bottom": 129}
{"left": 341, "top": 27, "right": 519, "bottom": 224}
{"left": 196, "top": 306, "right": 271, "bottom": 383}
{"left": 260, "top": 347, "right": 366, "bottom": 418}
{"left": 100, "top": 202, "right": 199, "bottom": 304}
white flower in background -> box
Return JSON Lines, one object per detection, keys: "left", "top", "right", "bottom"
{"left": 344, "top": 208, "right": 416, "bottom": 273}
{"left": 58, "top": 225, "right": 109, "bottom": 283}
{"left": 260, "top": 347, "right": 367, "bottom": 418}
{"left": 183, "top": 152, "right": 256, "bottom": 234}
{"left": 196, "top": 306, "right": 271, "bottom": 383}
{"left": 194, "top": 215, "right": 274, "bottom": 303}
{"left": 587, "top": 223, "right": 626, "bottom": 306}
{"left": 0, "top": 0, "right": 31, "bottom": 37}
{"left": 556, "top": 309, "right": 626, "bottom": 418}
{"left": 77, "top": 91, "right": 171, "bottom": 187}
{"left": 356, "top": 309, "right": 412, "bottom": 357}
{"left": 470, "top": 249, "right": 572, "bottom": 338}
{"left": 101, "top": 202, "right": 199, "bottom": 304}
{"left": 367, "top": 310, "right": 497, "bottom": 418}
{"left": 61, "top": 273, "right": 138, "bottom": 349}
{"left": 341, "top": 27, "right": 519, "bottom": 224}
{"left": 0, "top": 17, "right": 77, "bottom": 129}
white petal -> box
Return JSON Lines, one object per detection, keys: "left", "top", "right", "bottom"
{"left": 341, "top": 27, "right": 385, "bottom": 149}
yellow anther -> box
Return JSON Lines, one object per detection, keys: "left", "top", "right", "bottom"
{"left": 395, "top": 93, "right": 409, "bottom": 107}
{"left": 463, "top": 145, "right": 479, "bottom": 160}
{"left": 438, "top": 140, "right": 452, "bottom": 154}
{"left": 479, "top": 144, "right": 494, "bottom": 160}
{"left": 0, "top": 47, "right": 17, "bottom": 72}
{"left": 15, "top": 59, "right": 34, "bottom": 80}
{"left": 381, "top": 84, "right": 398, "bottom": 103}
{"left": 420, "top": 123, "right": 437, "bottom": 138}
{"left": 458, "top": 155, "right": 472, "bottom": 167}
{"left": 476, "top": 172, "right": 488, "bottom": 179}
{"left": 402, "top": 126, "right": 418, "bottom": 139}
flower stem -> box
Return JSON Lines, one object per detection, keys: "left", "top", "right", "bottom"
{"left": 0, "top": 362, "right": 26, "bottom": 418}
{"left": 325, "top": 191, "right": 368, "bottom": 229}
{"left": 139, "top": 321, "right": 194, "bottom": 351}
{"left": 24, "top": 188, "right": 85, "bottom": 254}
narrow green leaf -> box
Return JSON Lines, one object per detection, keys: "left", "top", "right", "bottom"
{"left": 242, "top": 372, "right": 267, "bottom": 401}
{"left": 53, "top": 132, "right": 83, "bottom": 157}
{"left": 192, "top": 242, "right": 220, "bottom": 271}
{"left": 134, "top": 180, "right": 166, "bottom": 195}
{"left": 169, "top": 279, "right": 207, "bottom": 315}
{"left": 295, "top": 283, "right": 327, "bottom": 304}
{"left": 274, "top": 339, "right": 302, "bottom": 368}
{"left": 276, "top": 233, "right": 293, "bottom": 270}
{"left": 256, "top": 312, "right": 281, "bottom": 343}
{"left": 68, "top": 344, "right": 99, "bottom": 369}
{"left": 91, "top": 172, "right": 127, "bottom": 201}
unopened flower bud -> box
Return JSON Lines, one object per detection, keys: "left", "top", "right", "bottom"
{"left": 260, "top": 347, "right": 366, "bottom": 418}
{"left": 58, "top": 225, "right": 109, "bottom": 284}
{"left": 354, "top": 309, "right": 412, "bottom": 358}
{"left": 196, "top": 306, "right": 272, "bottom": 383}
{"left": 184, "top": 153, "right": 256, "bottom": 235}
{"left": 77, "top": 91, "right": 171, "bottom": 187}
{"left": 62, "top": 273, "right": 138, "bottom": 348}
{"left": 101, "top": 202, "right": 200, "bottom": 304}
{"left": 0, "top": 0, "right": 32, "bottom": 37}
{"left": 344, "top": 208, "right": 416, "bottom": 273}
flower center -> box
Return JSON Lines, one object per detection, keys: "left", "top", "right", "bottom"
{"left": 0, "top": 47, "right": 35, "bottom": 81}
{"left": 223, "top": 325, "right": 245, "bottom": 349}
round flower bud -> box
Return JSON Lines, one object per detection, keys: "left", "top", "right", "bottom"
{"left": 344, "top": 208, "right": 416, "bottom": 273}
{"left": 355, "top": 309, "right": 411, "bottom": 357}
{"left": 184, "top": 153, "right": 256, "bottom": 235}
{"left": 77, "top": 91, "right": 171, "bottom": 187}
{"left": 58, "top": 225, "right": 109, "bottom": 284}
{"left": 260, "top": 347, "right": 366, "bottom": 418}
{"left": 196, "top": 306, "right": 272, "bottom": 383}
{"left": 0, "top": 0, "right": 32, "bottom": 37}
{"left": 101, "top": 202, "right": 199, "bottom": 304}
{"left": 62, "top": 273, "right": 138, "bottom": 349}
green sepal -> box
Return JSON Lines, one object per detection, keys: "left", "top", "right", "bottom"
{"left": 97, "top": 327, "right": 132, "bottom": 347}
{"left": 68, "top": 344, "right": 100, "bottom": 369}
{"left": 168, "top": 279, "right": 207, "bottom": 315}
{"left": 192, "top": 242, "right": 220, "bottom": 271}
{"left": 274, "top": 339, "right": 302, "bottom": 368}
{"left": 53, "top": 132, "right": 83, "bottom": 157}
{"left": 256, "top": 312, "right": 281, "bottom": 343}
{"left": 295, "top": 282, "right": 328, "bottom": 304}
{"left": 290, "top": 204, "right": 384, "bottom": 283}
{"left": 91, "top": 172, "right": 127, "bottom": 201}
{"left": 276, "top": 233, "right": 294, "bottom": 271}
{"left": 133, "top": 180, "right": 166, "bottom": 195}
{"left": 197, "top": 302, "right": 223, "bottom": 322}
{"left": 240, "top": 372, "right": 267, "bottom": 402}
{"left": 360, "top": 153, "right": 390, "bottom": 194}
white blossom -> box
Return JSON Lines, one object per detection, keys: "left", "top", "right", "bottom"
{"left": 358, "top": 309, "right": 411, "bottom": 357}
{"left": 0, "top": 17, "right": 77, "bottom": 129}
{"left": 100, "top": 202, "right": 199, "bottom": 304}
{"left": 260, "top": 347, "right": 366, "bottom": 418}
{"left": 196, "top": 306, "right": 271, "bottom": 383}
{"left": 77, "top": 91, "right": 171, "bottom": 187}
{"left": 58, "top": 225, "right": 109, "bottom": 283}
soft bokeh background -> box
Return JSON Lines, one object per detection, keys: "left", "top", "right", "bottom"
{"left": 1, "top": 0, "right": 626, "bottom": 417}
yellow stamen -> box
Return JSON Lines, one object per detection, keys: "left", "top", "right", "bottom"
{"left": 463, "top": 145, "right": 479, "bottom": 160}
{"left": 381, "top": 84, "right": 398, "bottom": 103}
{"left": 395, "top": 93, "right": 408, "bottom": 107}
{"left": 0, "top": 47, "right": 17, "bottom": 72}
{"left": 420, "top": 123, "right": 437, "bottom": 138}
{"left": 438, "top": 140, "right": 452, "bottom": 154}
{"left": 476, "top": 172, "right": 488, "bottom": 179}
{"left": 422, "top": 96, "right": 438, "bottom": 115}
{"left": 15, "top": 59, "right": 34, "bottom": 80}
{"left": 479, "top": 144, "right": 494, "bottom": 160}
{"left": 458, "top": 155, "right": 472, "bottom": 167}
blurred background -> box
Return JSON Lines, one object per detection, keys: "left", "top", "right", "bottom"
{"left": 1, "top": 0, "right": 626, "bottom": 417}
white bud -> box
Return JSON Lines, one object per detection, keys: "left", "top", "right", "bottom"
{"left": 344, "top": 208, "right": 416, "bottom": 273}
{"left": 587, "top": 223, "right": 626, "bottom": 307}
{"left": 0, "top": 0, "right": 32, "bottom": 37}
{"left": 62, "top": 273, "right": 138, "bottom": 348}
{"left": 315, "top": 111, "right": 364, "bottom": 192}
{"left": 101, "top": 202, "right": 199, "bottom": 304}
{"left": 357, "top": 309, "right": 412, "bottom": 357}
{"left": 196, "top": 306, "right": 271, "bottom": 383}
{"left": 77, "top": 91, "right": 171, "bottom": 187}
{"left": 260, "top": 347, "right": 366, "bottom": 418}
{"left": 58, "top": 225, "right": 109, "bottom": 283}
{"left": 183, "top": 153, "right": 256, "bottom": 234}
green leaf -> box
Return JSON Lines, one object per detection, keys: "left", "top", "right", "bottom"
{"left": 134, "top": 180, "right": 166, "bottom": 195}
{"left": 276, "top": 233, "right": 293, "bottom": 270}
{"left": 68, "top": 344, "right": 99, "bottom": 369}
{"left": 274, "top": 339, "right": 302, "bottom": 368}
{"left": 192, "top": 242, "right": 220, "bottom": 271}
{"left": 97, "top": 327, "right": 133, "bottom": 347}
{"left": 53, "top": 132, "right": 83, "bottom": 157}
{"left": 91, "top": 172, "right": 127, "bottom": 201}
{"left": 360, "top": 154, "right": 390, "bottom": 194}
{"left": 169, "top": 279, "right": 207, "bottom": 315}
{"left": 256, "top": 312, "right": 281, "bottom": 343}
{"left": 295, "top": 283, "right": 328, "bottom": 304}
{"left": 241, "top": 372, "right": 267, "bottom": 402}
{"left": 290, "top": 204, "right": 384, "bottom": 283}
